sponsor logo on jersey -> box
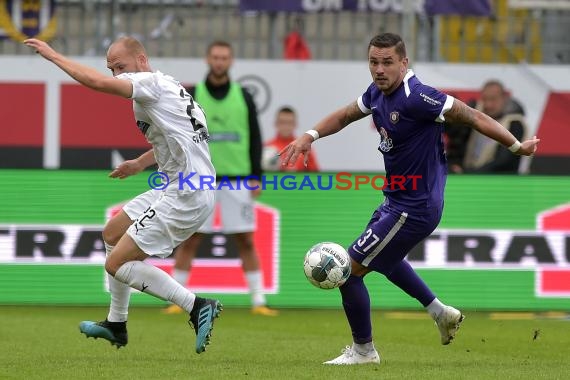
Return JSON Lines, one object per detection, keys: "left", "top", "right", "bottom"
{"left": 420, "top": 92, "right": 442, "bottom": 106}
{"left": 378, "top": 127, "right": 394, "bottom": 153}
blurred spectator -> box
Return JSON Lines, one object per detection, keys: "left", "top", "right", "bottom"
{"left": 283, "top": 16, "right": 311, "bottom": 60}
{"left": 446, "top": 80, "right": 528, "bottom": 174}
{"left": 263, "top": 106, "right": 319, "bottom": 172}
{"left": 284, "top": 31, "right": 311, "bottom": 60}
{"left": 164, "top": 40, "right": 278, "bottom": 317}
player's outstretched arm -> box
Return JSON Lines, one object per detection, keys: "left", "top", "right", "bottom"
{"left": 109, "top": 149, "right": 156, "bottom": 179}
{"left": 444, "top": 98, "right": 539, "bottom": 156}
{"left": 279, "top": 101, "right": 366, "bottom": 167}
{"left": 24, "top": 38, "right": 132, "bottom": 98}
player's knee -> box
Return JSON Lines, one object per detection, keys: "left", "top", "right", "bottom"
{"left": 102, "top": 224, "right": 122, "bottom": 246}
{"left": 104, "top": 259, "right": 119, "bottom": 277}
{"left": 351, "top": 260, "right": 371, "bottom": 277}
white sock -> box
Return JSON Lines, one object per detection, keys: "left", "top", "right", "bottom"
{"left": 105, "top": 242, "right": 130, "bottom": 322}
{"left": 426, "top": 298, "right": 445, "bottom": 320}
{"left": 353, "top": 342, "right": 376, "bottom": 355}
{"left": 172, "top": 268, "right": 189, "bottom": 286}
{"left": 245, "top": 270, "right": 266, "bottom": 307}
{"left": 114, "top": 261, "right": 197, "bottom": 313}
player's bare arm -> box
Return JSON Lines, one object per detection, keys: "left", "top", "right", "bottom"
{"left": 109, "top": 149, "right": 156, "bottom": 179}
{"left": 444, "top": 98, "right": 539, "bottom": 156}
{"left": 280, "top": 101, "right": 366, "bottom": 167}
{"left": 24, "top": 38, "right": 133, "bottom": 98}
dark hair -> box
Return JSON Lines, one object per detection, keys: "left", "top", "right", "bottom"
{"left": 482, "top": 79, "right": 507, "bottom": 94}
{"left": 368, "top": 33, "right": 406, "bottom": 59}
{"left": 207, "top": 40, "right": 233, "bottom": 55}
{"left": 277, "top": 106, "right": 296, "bottom": 115}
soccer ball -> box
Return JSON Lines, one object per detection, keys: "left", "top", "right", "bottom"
{"left": 303, "top": 242, "right": 351, "bottom": 289}
{"left": 261, "top": 145, "right": 281, "bottom": 171}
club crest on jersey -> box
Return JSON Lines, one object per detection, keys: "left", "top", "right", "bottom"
{"left": 378, "top": 127, "right": 393, "bottom": 153}
{"left": 390, "top": 111, "right": 400, "bottom": 124}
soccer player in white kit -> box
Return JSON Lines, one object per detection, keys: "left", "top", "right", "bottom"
{"left": 24, "top": 36, "right": 222, "bottom": 354}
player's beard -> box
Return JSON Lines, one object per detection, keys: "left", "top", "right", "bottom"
{"left": 376, "top": 77, "right": 400, "bottom": 95}
{"left": 375, "top": 78, "right": 391, "bottom": 91}
{"left": 208, "top": 68, "right": 229, "bottom": 83}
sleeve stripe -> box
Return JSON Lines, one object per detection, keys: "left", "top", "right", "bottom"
{"left": 357, "top": 95, "right": 372, "bottom": 114}
{"left": 436, "top": 95, "right": 455, "bottom": 122}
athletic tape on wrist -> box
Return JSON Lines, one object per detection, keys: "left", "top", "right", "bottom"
{"left": 305, "top": 129, "right": 320, "bottom": 141}
{"left": 508, "top": 141, "right": 521, "bottom": 153}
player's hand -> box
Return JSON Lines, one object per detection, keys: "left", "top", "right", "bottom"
{"left": 23, "top": 38, "right": 59, "bottom": 61}
{"left": 249, "top": 179, "right": 262, "bottom": 198}
{"left": 279, "top": 134, "right": 314, "bottom": 168}
{"left": 516, "top": 136, "right": 540, "bottom": 156}
{"left": 109, "top": 159, "right": 144, "bottom": 179}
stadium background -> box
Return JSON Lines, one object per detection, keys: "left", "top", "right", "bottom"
{"left": 1, "top": 0, "right": 569, "bottom": 312}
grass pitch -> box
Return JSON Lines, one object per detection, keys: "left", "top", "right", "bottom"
{"left": 1, "top": 306, "right": 568, "bottom": 380}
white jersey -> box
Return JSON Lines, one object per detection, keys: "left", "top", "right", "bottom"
{"left": 117, "top": 71, "right": 215, "bottom": 189}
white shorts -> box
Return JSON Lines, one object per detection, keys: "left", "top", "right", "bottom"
{"left": 198, "top": 184, "right": 255, "bottom": 234}
{"left": 123, "top": 188, "right": 215, "bottom": 258}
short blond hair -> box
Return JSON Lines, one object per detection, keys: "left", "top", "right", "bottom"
{"left": 112, "top": 36, "right": 147, "bottom": 57}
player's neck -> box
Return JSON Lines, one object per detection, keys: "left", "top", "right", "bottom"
{"left": 207, "top": 74, "right": 230, "bottom": 87}
{"left": 382, "top": 69, "right": 409, "bottom": 96}
{"left": 382, "top": 78, "right": 404, "bottom": 96}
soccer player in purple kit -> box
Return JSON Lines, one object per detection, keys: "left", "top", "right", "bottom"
{"left": 280, "top": 33, "right": 540, "bottom": 365}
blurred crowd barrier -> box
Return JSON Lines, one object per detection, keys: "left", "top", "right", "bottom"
{"left": 0, "top": 0, "right": 569, "bottom": 63}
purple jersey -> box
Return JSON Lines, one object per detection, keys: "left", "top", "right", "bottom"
{"left": 358, "top": 70, "right": 454, "bottom": 212}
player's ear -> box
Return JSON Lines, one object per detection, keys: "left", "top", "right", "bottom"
{"left": 137, "top": 54, "right": 148, "bottom": 67}
{"left": 401, "top": 57, "right": 409, "bottom": 72}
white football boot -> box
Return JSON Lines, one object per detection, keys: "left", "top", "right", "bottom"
{"left": 435, "top": 305, "right": 465, "bottom": 345}
{"left": 323, "top": 345, "right": 381, "bottom": 365}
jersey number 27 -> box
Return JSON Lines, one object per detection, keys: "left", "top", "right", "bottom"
{"left": 181, "top": 89, "right": 206, "bottom": 131}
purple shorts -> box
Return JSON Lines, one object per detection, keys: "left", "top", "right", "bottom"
{"left": 348, "top": 202, "right": 442, "bottom": 274}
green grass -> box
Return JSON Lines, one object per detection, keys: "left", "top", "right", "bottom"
{"left": 1, "top": 306, "right": 569, "bottom": 380}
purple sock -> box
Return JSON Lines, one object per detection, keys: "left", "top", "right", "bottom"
{"left": 385, "top": 260, "right": 436, "bottom": 307}
{"left": 339, "top": 275, "right": 372, "bottom": 344}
